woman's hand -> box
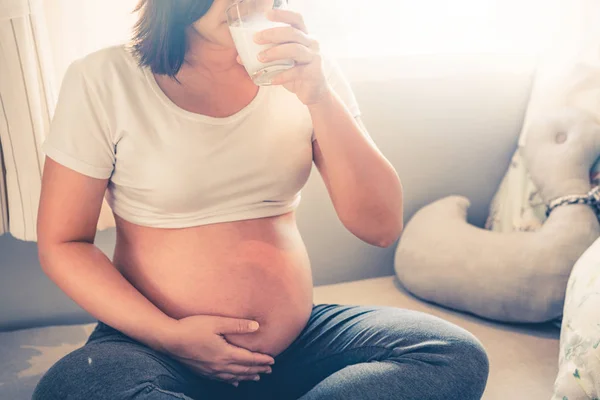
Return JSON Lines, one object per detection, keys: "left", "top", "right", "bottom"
{"left": 253, "top": 9, "right": 331, "bottom": 106}
{"left": 160, "top": 315, "right": 275, "bottom": 387}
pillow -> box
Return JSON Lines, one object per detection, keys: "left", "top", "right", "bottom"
{"left": 486, "top": 4, "right": 600, "bottom": 236}
{"left": 553, "top": 237, "right": 600, "bottom": 400}
{"left": 395, "top": 108, "right": 600, "bottom": 323}
{"left": 0, "top": 323, "right": 96, "bottom": 400}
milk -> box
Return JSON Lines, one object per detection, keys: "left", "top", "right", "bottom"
{"left": 229, "top": 16, "right": 294, "bottom": 85}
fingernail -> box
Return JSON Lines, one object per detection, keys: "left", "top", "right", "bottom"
{"left": 253, "top": 32, "right": 262, "bottom": 43}
{"left": 249, "top": 321, "right": 259, "bottom": 331}
{"left": 253, "top": 375, "right": 260, "bottom": 381}
{"left": 268, "top": 360, "right": 275, "bottom": 365}
{"left": 232, "top": 382, "right": 239, "bottom": 387}
{"left": 266, "top": 368, "right": 272, "bottom": 374}
{"left": 257, "top": 52, "right": 266, "bottom": 62}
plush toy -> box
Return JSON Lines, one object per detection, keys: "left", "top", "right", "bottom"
{"left": 394, "top": 108, "right": 600, "bottom": 323}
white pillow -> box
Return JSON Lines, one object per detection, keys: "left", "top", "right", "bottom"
{"left": 553, "top": 237, "right": 600, "bottom": 400}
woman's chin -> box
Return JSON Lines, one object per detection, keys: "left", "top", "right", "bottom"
{"left": 221, "top": 36, "right": 237, "bottom": 49}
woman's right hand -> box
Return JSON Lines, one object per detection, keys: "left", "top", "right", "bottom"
{"left": 159, "top": 315, "right": 275, "bottom": 386}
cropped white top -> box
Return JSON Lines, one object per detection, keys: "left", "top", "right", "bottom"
{"left": 43, "top": 45, "right": 360, "bottom": 228}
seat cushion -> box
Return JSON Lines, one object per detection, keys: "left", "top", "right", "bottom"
{"left": 0, "top": 276, "right": 559, "bottom": 399}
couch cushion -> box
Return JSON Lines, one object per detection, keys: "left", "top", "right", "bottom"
{"left": 0, "top": 276, "right": 559, "bottom": 399}
{"left": 313, "top": 276, "right": 560, "bottom": 400}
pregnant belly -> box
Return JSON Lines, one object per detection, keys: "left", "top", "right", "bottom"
{"left": 112, "top": 212, "right": 314, "bottom": 356}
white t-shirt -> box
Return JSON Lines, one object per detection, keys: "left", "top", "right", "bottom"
{"left": 43, "top": 45, "right": 361, "bottom": 228}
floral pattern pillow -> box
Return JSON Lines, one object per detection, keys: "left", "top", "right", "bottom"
{"left": 553, "top": 237, "right": 600, "bottom": 400}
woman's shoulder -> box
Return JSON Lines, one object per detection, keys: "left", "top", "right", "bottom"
{"left": 60, "top": 44, "right": 149, "bottom": 113}
{"left": 69, "top": 44, "right": 145, "bottom": 89}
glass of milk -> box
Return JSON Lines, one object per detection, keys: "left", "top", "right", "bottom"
{"left": 227, "top": 0, "right": 294, "bottom": 86}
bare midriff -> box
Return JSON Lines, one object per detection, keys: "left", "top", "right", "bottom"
{"left": 112, "top": 211, "right": 314, "bottom": 357}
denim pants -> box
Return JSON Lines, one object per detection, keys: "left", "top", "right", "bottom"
{"left": 33, "top": 304, "right": 489, "bottom": 400}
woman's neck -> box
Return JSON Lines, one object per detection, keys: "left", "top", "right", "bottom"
{"left": 181, "top": 29, "right": 241, "bottom": 83}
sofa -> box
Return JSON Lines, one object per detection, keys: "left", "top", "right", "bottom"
{"left": 0, "top": 54, "right": 559, "bottom": 399}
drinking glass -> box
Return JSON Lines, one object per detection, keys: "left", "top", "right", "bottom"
{"left": 227, "top": 0, "right": 294, "bottom": 86}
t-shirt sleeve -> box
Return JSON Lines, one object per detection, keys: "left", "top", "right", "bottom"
{"left": 42, "top": 59, "right": 116, "bottom": 179}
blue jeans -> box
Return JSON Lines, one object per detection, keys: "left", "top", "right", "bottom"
{"left": 33, "top": 304, "right": 489, "bottom": 399}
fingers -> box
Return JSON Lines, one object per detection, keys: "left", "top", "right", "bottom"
{"left": 180, "top": 358, "right": 272, "bottom": 376}
{"left": 225, "top": 342, "right": 276, "bottom": 365}
{"left": 214, "top": 372, "right": 262, "bottom": 382}
{"left": 176, "top": 358, "right": 271, "bottom": 385}
{"left": 267, "top": 9, "right": 308, "bottom": 33}
{"left": 254, "top": 26, "right": 316, "bottom": 49}
{"left": 220, "top": 363, "right": 272, "bottom": 375}
{"left": 270, "top": 67, "right": 299, "bottom": 85}
{"left": 214, "top": 317, "right": 260, "bottom": 335}
{"left": 259, "top": 43, "right": 314, "bottom": 65}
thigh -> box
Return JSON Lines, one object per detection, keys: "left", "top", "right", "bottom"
{"left": 263, "top": 303, "right": 485, "bottom": 400}
{"left": 32, "top": 323, "right": 238, "bottom": 400}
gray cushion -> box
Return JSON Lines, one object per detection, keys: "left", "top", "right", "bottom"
{"left": 0, "top": 323, "right": 96, "bottom": 400}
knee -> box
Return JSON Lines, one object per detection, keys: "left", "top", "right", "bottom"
{"left": 444, "top": 332, "right": 490, "bottom": 399}
{"left": 33, "top": 343, "right": 197, "bottom": 400}
{"left": 33, "top": 350, "right": 84, "bottom": 400}
{"left": 33, "top": 344, "right": 136, "bottom": 399}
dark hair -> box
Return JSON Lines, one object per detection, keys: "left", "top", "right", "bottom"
{"left": 131, "top": 0, "right": 214, "bottom": 77}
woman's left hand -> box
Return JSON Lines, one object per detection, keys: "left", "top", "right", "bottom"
{"left": 252, "top": 9, "right": 330, "bottom": 106}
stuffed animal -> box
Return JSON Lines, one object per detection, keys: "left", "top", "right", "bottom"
{"left": 394, "top": 108, "right": 600, "bottom": 323}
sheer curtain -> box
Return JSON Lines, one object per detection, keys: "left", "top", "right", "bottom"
{"left": 0, "top": 0, "right": 55, "bottom": 241}
{"left": 0, "top": 0, "right": 133, "bottom": 241}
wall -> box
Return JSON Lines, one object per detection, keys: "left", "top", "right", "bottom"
{"left": 298, "top": 54, "right": 534, "bottom": 286}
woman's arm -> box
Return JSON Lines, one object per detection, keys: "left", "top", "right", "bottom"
{"left": 37, "top": 157, "right": 175, "bottom": 351}
{"left": 309, "top": 91, "right": 404, "bottom": 248}
{"left": 256, "top": 9, "right": 403, "bottom": 247}
{"left": 38, "top": 157, "right": 275, "bottom": 382}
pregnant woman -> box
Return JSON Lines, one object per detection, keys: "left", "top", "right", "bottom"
{"left": 33, "top": 0, "right": 489, "bottom": 399}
